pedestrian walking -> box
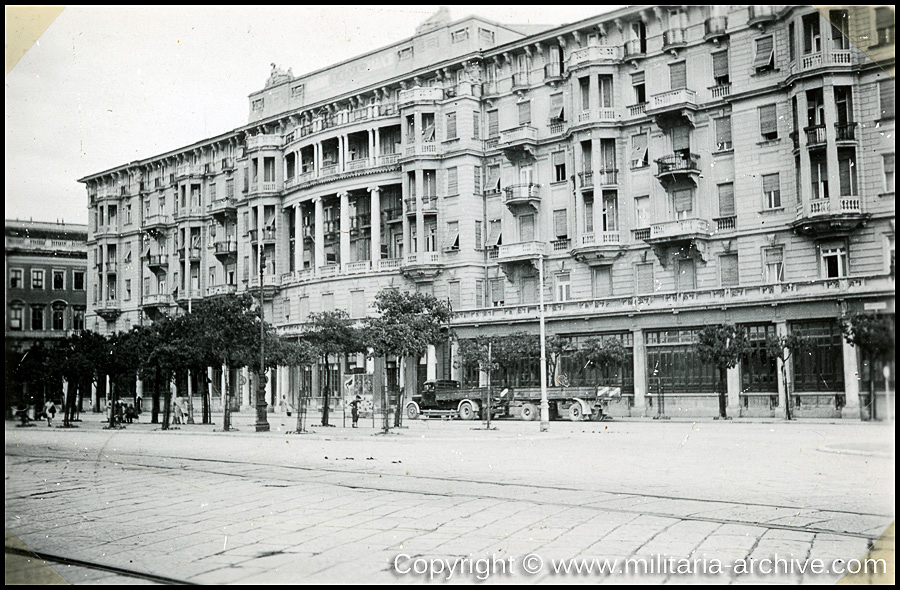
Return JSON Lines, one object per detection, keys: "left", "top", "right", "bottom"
{"left": 350, "top": 395, "right": 361, "bottom": 428}
{"left": 44, "top": 400, "right": 57, "bottom": 427}
{"left": 173, "top": 398, "right": 184, "bottom": 424}
{"left": 125, "top": 404, "right": 137, "bottom": 423}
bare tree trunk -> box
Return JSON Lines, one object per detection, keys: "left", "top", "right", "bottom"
{"left": 321, "top": 355, "right": 331, "bottom": 426}
{"left": 223, "top": 361, "right": 232, "bottom": 431}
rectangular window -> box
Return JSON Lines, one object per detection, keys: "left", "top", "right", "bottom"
{"left": 598, "top": 75, "right": 614, "bottom": 108}
{"left": 636, "top": 263, "right": 654, "bottom": 294}
{"left": 763, "top": 173, "right": 781, "bottom": 209}
{"left": 31, "top": 269, "right": 44, "bottom": 289}
{"left": 52, "top": 270, "right": 65, "bottom": 290}
{"left": 448, "top": 281, "right": 461, "bottom": 309}
{"left": 474, "top": 165, "right": 482, "bottom": 193}
{"left": 444, "top": 167, "right": 458, "bottom": 196}
{"left": 821, "top": 246, "right": 847, "bottom": 278}
{"left": 10, "top": 268, "right": 23, "bottom": 288}
{"left": 838, "top": 149, "right": 857, "bottom": 196}
{"left": 720, "top": 254, "right": 739, "bottom": 287}
{"left": 712, "top": 50, "right": 729, "bottom": 85}
{"left": 472, "top": 112, "right": 480, "bottom": 139}
{"left": 553, "top": 209, "right": 568, "bottom": 239}
{"left": 829, "top": 9, "right": 850, "bottom": 50}
{"left": 789, "top": 22, "right": 796, "bottom": 61}
{"left": 673, "top": 189, "right": 693, "bottom": 219}
{"left": 486, "top": 219, "right": 502, "bottom": 247}
{"left": 669, "top": 61, "right": 687, "bottom": 90}
{"left": 517, "top": 101, "right": 531, "bottom": 126}
{"left": 73, "top": 271, "right": 85, "bottom": 290}
{"left": 555, "top": 273, "right": 571, "bottom": 302}
{"left": 486, "top": 164, "right": 501, "bottom": 194}
{"left": 398, "top": 47, "right": 413, "bottom": 60}
{"left": 875, "top": 7, "right": 895, "bottom": 46}
{"left": 350, "top": 290, "right": 366, "bottom": 318}
{"left": 550, "top": 93, "right": 565, "bottom": 121}
{"left": 718, "top": 183, "right": 735, "bottom": 217}
{"left": 634, "top": 195, "right": 650, "bottom": 228}
{"left": 52, "top": 308, "right": 64, "bottom": 331}
{"left": 754, "top": 36, "right": 775, "bottom": 71}
{"left": 474, "top": 220, "right": 483, "bottom": 249}
{"left": 764, "top": 246, "right": 785, "bottom": 283}
{"left": 759, "top": 104, "right": 778, "bottom": 140}
{"left": 10, "top": 307, "right": 23, "bottom": 330}
{"left": 676, "top": 258, "right": 696, "bottom": 291}
{"left": 884, "top": 153, "right": 895, "bottom": 193}
{"left": 487, "top": 110, "right": 499, "bottom": 137}
{"left": 592, "top": 266, "right": 612, "bottom": 298}
{"left": 475, "top": 280, "right": 484, "bottom": 308}
{"left": 632, "top": 71, "right": 646, "bottom": 104}
{"left": 585, "top": 200, "right": 594, "bottom": 233}
{"left": 73, "top": 308, "right": 84, "bottom": 331}
{"left": 451, "top": 28, "right": 469, "bottom": 43}
{"left": 124, "top": 279, "right": 132, "bottom": 301}
{"left": 479, "top": 28, "right": 495, "bottom": 46}
{"left": 880, "top": 80, "right": 894, "bottom": 120}
{"left": 445, "top": 112, "right": 457, "bottom": 140}
{"left": 443, "top": 221, "right": 460, "bottom": 251}
{"left": 322, "top": 293, "right": 335, "bottom": 312}
{"left": 31, "top": 306, "right": 44, "bottom": 330}
{"left": 715, "top": 116, "right": 732, "bottom": 151}
{"left": 631, "top": 133, "right": 649, "bottom": 168}
{"left": 553, "top": 151, "right": 566, "bottom": 182}
{"left": 490, "top": 278, "right": 505, "bottom": 307}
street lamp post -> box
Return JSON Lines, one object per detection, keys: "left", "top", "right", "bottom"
{"left": 256, "top": 252, "right": 270, "bottom": 432}
{"left": 538, "top": 253, "right": 549, "bottom": 432}
{"left": 186, "top": 289, "right": 195, "bottom": 424}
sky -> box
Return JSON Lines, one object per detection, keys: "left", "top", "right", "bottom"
{"left": 5, "top": 5, "right": 619, "bottom": 226}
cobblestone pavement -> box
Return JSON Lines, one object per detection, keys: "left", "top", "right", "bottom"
{"left": 4, "top": 413, "right": 894, "bottom": 584}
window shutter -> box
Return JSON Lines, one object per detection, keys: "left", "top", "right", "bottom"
{"left": 550, "top": 93, "right": 564, "bottom": 120}
{"left": 631, "top": 134, "right": 648, "bottom": 166}
{"left": 486, "top": 220, "right": 502, "bottom": 247}
{"left": 552, "top": 150, "right": 566, "bottom": 166}
{"left": 712, "top": 51, "right": 729, "bottom": 79}
{"left": 488, "top": 110, "right": 499, "bottom": 137}
{"left": 631, "top": 71, "right": 645, "bottom": 85}
{"left": 677, "top": 258, "right": 696, "bottom": 290}
{"left": 446, "top": 113, "right": 457, "bottom": 139}
{"left": 519, "top": 214, "right": 535, "bottom": 242}
{"left": 601, "top": 140, "right": 617, "bottom": 170}
{"left": 759, "top": 105, "right": 778, "bottom": 135}
{"left": 766, "top": 247, "right": 783, "bottom": 264}
{"left": 880, "top": 81, "right": 894, "bottom": 119}
{"left": 674, "top": 189, "right": 693, "bottom": 213}
{"left": 754, "top": 36, "right": 774, "bottom": 68}
{"left": 673, "top": 126, "right": 691, "bottom": 151}
{"left": 474, "top": 166, "right": 482, "bottom": 192}
{"left": 486, "top": 165, "right": 501, "bottom": 192}
{"left": 763, "top": 173, "right": 780, "bottom": 194}
{"left": 669, "top": 62, "right": 687, "bottom": 90}
{"left": 636, "top": 263, "right": 654, "bottom": 294}
{"left": 518, "top": 101, "right": 531, "bottom": 125}
{"left": 718, "top": 183, "right": 735, "bottom": 216}
{"left": 715, "top": 117, "right": 732, "bottom": 147}
{"left": 592, "top": 266, "right": 612, "bottom": 298}
{"left": 553, "top": 209, "right": 568, "bottom": 238}
{"left": 720, "top": 254, "right": 739, "bottom": 286}
{"left": 599, "top": 75, "right": 613, "bottom": 108}
{"left": 475, "top": 280, "right": 484, "bottom": 307}
{"left": 473, "top": 112, "right": 480, "bottom": 139}
{"left": 474, "top": 220, "right": 483, "bottom": 248}
{"left": 447, "top": 167, "right": 458, "bottom": 195}
{"left": 490, "top": 279, "right": 504, "bottom": 304}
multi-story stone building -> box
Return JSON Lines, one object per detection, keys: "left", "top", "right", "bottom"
{"left": 5, "top": 219, "right": 89, "bottom": 412}
{"left": 79, "top": 6, "right": 894, "bottom": 420}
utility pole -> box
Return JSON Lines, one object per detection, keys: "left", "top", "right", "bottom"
{"left": 256, "top": 250, "right": 270, "bottom": 432}
{"left": 186, "top": 287, "right": 194, "bottom": 424}
{"left": 538, "top": 253, "right": 549, "bottom": 432}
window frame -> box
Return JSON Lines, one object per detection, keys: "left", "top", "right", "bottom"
{"left": 31, "top": 269, "right": 45, "bottom": 290}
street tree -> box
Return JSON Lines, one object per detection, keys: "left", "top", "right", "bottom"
{"left": 365, "top": 289, "right": 452, "bottom": 431}
{"left": 841, "top": 313, "right": 895, "bottom": 420}
{"left": 268, "top": 336, "right": 317, "bottom": 432}
{"left": 695, "top": 324, "right": 750, "bottom": 419}
{"left": 305, "top": 310, "right": 366, "bottom": 427}
{"left": 764, "top": 332, "right": 811, "bottom": 420}
{"left": 576, "top": 337, "right": 629, "bottom": 385}
{"left": 188, "top": 293, "right": 261, "bottom": 431}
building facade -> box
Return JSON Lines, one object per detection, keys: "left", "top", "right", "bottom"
{"left": 79, "top": 6, "right": 895, "bottom": 419}
{"left": 5, "top": 219, "right": 89, "bottom": 411}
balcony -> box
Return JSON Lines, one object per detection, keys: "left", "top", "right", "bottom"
{"left": 214, "top": 240, "right": 238, "bottom": 257}
{"left": 104, "top": 261, "right": 118, "bottom": 274}
{"left": 747, "top": 6, "right": 777, "bottom": 28}
{"left": 245, "top": 134, "right": 282, "bottom": 151}
{"left": 579, "top": 171, "right": 593, "bottom": 189}
{"left": 496, "top": 241, "right": 547, "bottom": 277}
{"left": 345, "top": 261, "right": 372, "bottom": 275}
{"left": 405, "top": 196, "right": 438, "bottom": 215}
{"left": 628, "top": 103, "right": 647, "bottom": 117}
{"left": 249, "top": 228, "right": 277, "bottom": 244}
{"left": 595, "top": 169, "right": 618, "bottom": 186}
{"left": 571, "top": 232, "right": 623, "bottom": 264}
{"left": 207, "top": 284, "right": 237, "bottom": 297}
{"left": 398, "top": 87, "right": 444, "bottom": 107}
{"left": 704, "top": 17, "right": 728, "bottom": 43}
{"left": 567, "top": 45, "right": 620, "bottom": 69}
{"left": 248, "top": 274, "right": 282, "bottom": 298}
{"left": 805, "top": 125, "right": 827, "bottom": 148}
{"left": 795, "top": 50, "right": 852, "bottom": 74}
{"left": 655, "top": 153, "right": 700, "bottom": 183}
{"left": 649, "top": 89, "right": 697, "bottom": 114}
{"left": 93, "top": 225, "right": 118, "bottom": 239}
{"left": 624, "top": 39, "right": 646, "bottom": 60}
{"left": 207, "top": 197, "right": 237, "bottom": 217}
{"left": 714, "top": 216, "right": 737, "bottom": 232}
{"left": 791, "top": 197, "right": 867, "bottom": 237}
{"left": 835, "top": 122, "right": 858, "bottom": 142}
{"left": 549, "top": 120, "right": 566, "bottom": 135}
{"left": 142, "top": 214, "right": 171, "bottom": 231}
{"left": 403, "top": 142, "right": 438, "bottom": 158}
{"left": 709, "top": 84, "right": 731, "bottom": 100}
{"left": 384, "top": 207, "right": 403, "bottom": 223}
{"left": 503, "top": 183, "right": 541, "bottom": 211}
{"left": 146, "top": 254, "right": 169, "bottom": 270}
{"left": 544, "top": 62, "right": 564, "bottom": 82}
{"left": 662, "top": 28, "right": 686, "bottom": 51}
{"left": 511, "top": 72, "right": 530, "bottom": 90}
{"left": 644, "top": 218, "right": 712, "bottom": 263}
{"left": 400, "top": 251, "right": 441, "bottom": 282}
{"left": 377, "top": 258, "right": 402, "bottom": 271}
{"left": 551, "top": 238, "right": 571, "bottom": 252}
{"left": 95, "top": 300, "right": 121, "bottom": 321}
{"left": 632, "top": 228, "right": 651, "bottom": 241}
{"left": 346, "top": 158, "right": 370, "bottom": 172}
{"left": 378, "top": 153, "right": 400, "bottom": 167}
{"left": 576, "top": 109, "right": 618, "bottom": 124}
{"left": 499, "top": 126, "right": 538, "bottom": 160}
{"left": 142, "top": 293, "right": 172, "bottom": 308}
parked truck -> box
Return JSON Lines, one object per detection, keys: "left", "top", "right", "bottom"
{"left": 405, "top": 380, "right": 621, "bottom": 421}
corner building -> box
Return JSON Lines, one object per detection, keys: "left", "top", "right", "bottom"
{"left": 79, "top": 7, "right": 895, "bottom": 420}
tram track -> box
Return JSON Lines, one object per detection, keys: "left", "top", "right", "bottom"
{"left": 6, "top": 449, "right": 891, "bottom": 541}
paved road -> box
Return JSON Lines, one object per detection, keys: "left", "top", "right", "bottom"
{"left": 4, "top": 413, "right": 894, "bottom": 584}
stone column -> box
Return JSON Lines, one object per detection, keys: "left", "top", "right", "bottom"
{"left": 373, "top": 127, "right": 381, "bottom": 163}
{"left": 588, "top": 73, "right": 598, "bottom": 116}
{"left": 822, "top": 80, "right": 841, "bottom": 212}
{"left": 369, "top": 186, "right": 381, "bottom": 264}
{"left": 368, "top": 129, "right": 375, "bottom": 167}
{"left": 338, "top": 135, "right": 346, "bottom": 172}
{"left": 339, "top": 191, "right": 350, "bottom": 269}
{"left": 314, "top": 197, "right": 325, "bottom": 271}
{"left": 415, "top": 169, "right": 425, "bottom": 256}
{"left": 841, "top": 339, "right": 861, "bottom": 419}
{"left": 632, "top": 328, "right": 647, "bottom": 416}
{"left": 314, "top": 143, "right": 321, "bottom": 176}
{"left": 294, "top": 204, "right": 303, "bottom": 272}
{"left": 727, "top": 365, "right": 741, "bottom": 417}
{"left": 426, "top": 345, "right": 437, "bottom": 381}
{"left": 591, "top": 138, "right": 603, "bottom": 234}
